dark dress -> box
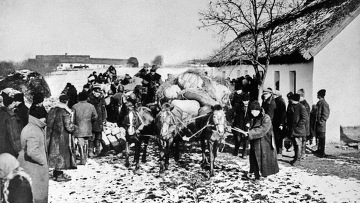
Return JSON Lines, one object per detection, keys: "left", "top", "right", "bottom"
{"left": 4, "top": 175, "right": 34, "bottom": 203}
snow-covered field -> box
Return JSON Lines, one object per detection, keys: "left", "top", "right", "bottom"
{"left": 49, "top": 142, "right": 360, "bottom": 203}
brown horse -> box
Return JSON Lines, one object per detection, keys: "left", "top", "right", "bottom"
{"left": 155, "top": 103, "right": 183, "bottom": 173}
{"left": 196, "top": 104, "right": 227, "bottom": 177}
{"left": 119, "top": 101, "right": 154, "bottom": 170}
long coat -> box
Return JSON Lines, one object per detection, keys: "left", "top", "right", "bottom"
{"left": 262, "top": 95, "right": 277, "bottom": 120}
{"left": 248, "top": 111, "right": 279, "bottom": 177}
{"left": 0, "top": 107, "right": 23, "bottom": 158}
{"left": 300, "top": 100, "right": 311, "bottom": 136}
{"left": 46, "top": 106, "right": 75, "bottom": 169}
{"left": 17, "top": 115, "right": 49, "bottom": 203}
{"left": 316, "top": 98, "right": 330, "bottom": 132}
{"left": 273, "top": 96, "right": 287, "bottom": 129}
{"left": 290, "top": 103, "right": 308, "bottom": 137}
{"left": 88, "top": 94, "right": 107, "bottom": 133}
{"left": 72, "top": 101, "right": 98, "bottom": 138}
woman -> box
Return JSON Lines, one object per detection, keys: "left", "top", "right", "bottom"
{"left": 47, "top": 94, "right": 76, "bottom": 180}
{"left": 17, "top": 106, "right": 49, "bottom": 203}
{"left": 0, "top": 153, "right": 33, "bottom": 203}
{"left": 245, "top": 101, "right": 279, "bottom": 182}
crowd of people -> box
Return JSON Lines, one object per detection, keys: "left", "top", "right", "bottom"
{"left": 0, "top": 64, "right": 330, "bottom": 202}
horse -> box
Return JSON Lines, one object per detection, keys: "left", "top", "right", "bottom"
{"left": 196, "top": 104, "right": 227, "bottom": 177}
{"left": 119, "top": 101, "right": 154, "bottom": 170}
{"left": 154, "top": 103, "right": 184, "bottom": 173}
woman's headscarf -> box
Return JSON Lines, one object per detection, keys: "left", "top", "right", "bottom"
{"left": 0, "top": 153, "right": 19, "bottom": 179}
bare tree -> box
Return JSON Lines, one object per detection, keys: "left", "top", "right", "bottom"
{"left": 152, "top": 55, "right": 164, "bottom": 66}
{"left": 200, "top": 0, "right": 305, "bottom": 99}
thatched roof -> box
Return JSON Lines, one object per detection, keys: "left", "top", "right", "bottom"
{"left": 208, "top": 0, "right": 360, "bottom": 67}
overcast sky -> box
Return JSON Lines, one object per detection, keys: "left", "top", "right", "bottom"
{"left": 0, "top": 0, "right": 228, "bottom": 65}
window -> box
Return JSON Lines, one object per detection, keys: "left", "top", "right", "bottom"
{"left": 274, "top": 71, "right": 280, "bottom": 90}
{"left": 289, "top": 71, "right": 296, "bottom": 93}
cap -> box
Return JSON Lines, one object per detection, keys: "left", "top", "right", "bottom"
{"left": 249, "top": 101, "right": 262, "bottom": 111}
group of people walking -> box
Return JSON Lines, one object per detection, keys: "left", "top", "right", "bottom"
{"left": 0, "top": 66, "right": 330, "bottom": 202}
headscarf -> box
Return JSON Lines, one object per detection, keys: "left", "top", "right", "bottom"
{"left": 0, "top": 153, "right": 19, "bottom": 180}
{"left": 0, "top": 153, "right": 32, "bottom": 203}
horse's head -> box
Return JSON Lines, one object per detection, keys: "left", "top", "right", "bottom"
{"left": 211, "top": 105, "right": 226, "bottom": 135}
{"left": 157, "top": 103, "right": 177, "bottom": 138}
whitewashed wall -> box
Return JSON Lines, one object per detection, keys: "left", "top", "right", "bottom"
{"left": 313, "top": 14, "right": 360, "bottom": 143}
{"left": 212, "top": 62, "right": 313, "bottom": 105}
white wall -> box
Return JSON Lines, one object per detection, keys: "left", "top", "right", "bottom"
{"left": 313, "top": 14, "right": 360, "bottom": 143}
{"left": 212, "top": 62, "right": 313, "bottom": 105}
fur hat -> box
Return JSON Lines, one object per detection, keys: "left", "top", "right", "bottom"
{"left": 287, "top": 92, "right": 293, "bottom": 100}
{"left": 78, "top": 92, "right": 88, "bottom": 101}
{"left": 317, "top": 89, "right": 326, "bottom": 97}
{"left": 291, "top": 93, "right": 301, "bottom": 102}
{"left": 249, "top": 101, "right": 261, "bottom": 111}
{"left": 32, "top": 92, "right": 44, "bottom": 105}
{"left": 13, "top": 93, "right": 24, "bottom": 102}
{"left": 29, "top": 106, "right": 47, "bottom": 119}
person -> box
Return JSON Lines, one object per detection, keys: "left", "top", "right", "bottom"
{"left": 315, "top": 89, "right": 330, "bottom": 157}
{"left": 231, "top": 92, "right": 251, "bottom": 158}
{"left": 135, "top": 63, "right": 149, "bottom": 79}
{"left": 121, "top": 74, "right": 132, "bottom": 86}
{"left": 146, "top": 65, "right": 163, "bottom": 87}
{"left": 29, "top": 93, "right": 47, "bottom": 122}
{"left": 61, "top": 83, "right": 78, "bottom": 108}
{"left": 272, "top": 90, "right": 287, "bottom": 157}
{"left": 14, "top": 92, "right": 29, "bottom": 127}
{"left": 0, "top": 153, "right": 33, "bottom": 203}
{"left": 309, "top": 104, "right": 317, "bottom": 146}
{"left": 297, "top": 88, "right": 310, "bottom": 159}
{"left": 87, "top": 85, "right": 107, "bottom": 157}
{"left": 261, "top": 88, "right": 276, "bottom": 121}
{"left": 72, "top": 92, "right": 98, "bottom": 164}
{"left": 0, "top": 91, "right": 23, "bottom": 158}
{"left": 287, "top": 94, "right": 307, "bottom": 166}
{"left": 244, "top": 101, "right": 279, "bottom": 182}
{"left": 17, "top": 105, "right": 49, "bottom": 203}
{"left": 46, "top": 94, "right": 76, "bottom": 181}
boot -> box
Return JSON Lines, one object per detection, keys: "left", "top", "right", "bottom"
{"left": 79, "top": 145, "right": 86, "bottom": 165}
{"left": 53, "top": 170, "right": 71, "bottom": 182}
{"left": 94, "top": 140, "right": 101, "bottom": 156}
{"left": 88, "top": 141, "right": 95, "bottom": 158}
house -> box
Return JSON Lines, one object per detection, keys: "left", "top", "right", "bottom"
{"left": 207, "top": 0, "right": 360, "bottom": 143}
{"left": 35, "top": 54, "right": 128, "bottom": 70}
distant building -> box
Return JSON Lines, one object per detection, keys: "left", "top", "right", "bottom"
{"left": 208, "top": 0, "right": 360, "bottom": 143}
{"left": 35, "top": 54, "right": 128, "bottom": 70}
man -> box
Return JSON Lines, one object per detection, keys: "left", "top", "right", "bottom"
{"left": 261, "top": 88, "right": 276, "bottom": 120}
{"left": 146, "top": 65, "right": 163, "bottom": 87}
{"left": 72, "top": 91, "right": 98, "bottom": 164}
{"left": 47, "top": 94, "right": 75, "bottom": 181}
{"left": 297, "top": 88, "right": 310, "bottom": 159}
{"left": 14, "top": 93, "right": 29, "bottom": 127}
{"left": 0, "top": 91, "right": 23, "bottom": 157}
{"left": 87, "top": 84, "right": 107, "bottom": 156}
{"left": 231, "top": 92, "right": 251, "bottom": 158}
{"left": 287, "top": 94, "right": 307, "bottom": 166}
{"left": 272, "top": 90, "right": 287, "bottom": 157}
{"left": 135, "top": 63, "right": 150, "bottom": 79}
{"left": 315, "top": 89, "right": 330, "bottom": 157}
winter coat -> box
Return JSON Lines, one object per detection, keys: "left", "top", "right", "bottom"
{"left": 88, "top": 94, "right": 107, "bottom": 133}
{"left": 290, "top": 103, "right": 308, "bottom": 137}
{"left": 316, "top": 98, "right": 330, "bottom": 132}
{"left": 262, "top": 95, "right": 277, "bottom": 121}
{"left": 46, "top": 105, "right": 75, "bottom": 169}
{"left": 72, "top": 101, "right": 98, "bottom": 138}
{"left": 248, "top": 111, "right": 279, "bottom": 177}
{"left": 0, "top": 107, "right": 23, "bottom": 157}
{"left": 17, "top": 115, "right": 49, "bottom": 203}
{"left": 273, "top": 96, "right": 286, "bottom": 129}
{"left": 15, "top": 102, "right": 29, "bottom": 127}
{"left": 300, "top": 100, "right": 310, "bottom": 136}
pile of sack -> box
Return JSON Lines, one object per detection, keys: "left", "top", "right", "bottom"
{"left": 101, "top": 122, "right": 127, "bottom": 152}
{"left": 157, "top": 69, "right": 231, "bottom": 118}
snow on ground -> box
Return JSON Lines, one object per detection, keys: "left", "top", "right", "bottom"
{"left": 49, "top": 142, "right": 360, "bottom": 203}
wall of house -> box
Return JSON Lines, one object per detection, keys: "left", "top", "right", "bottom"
{"left": 212, "top": 62, "right": 314, "bottom": 104}
{"left": 313, "top": 14, "right": 360, "bottom": 143}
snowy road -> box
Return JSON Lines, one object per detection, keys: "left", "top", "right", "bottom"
{"left": 49, "top": 142, "right": 360, "bottom": 203}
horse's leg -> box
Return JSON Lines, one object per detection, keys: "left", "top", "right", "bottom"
{"left": 125, "top": 141, "right": 130, "bottom": 167}
{"left": 164, "top": 138, "right": 173, "bottom": 170}
{"left": 200, "top": 137, "right": 208, "bottom": 165}
{"left": 173, "top": 137, "right": 180, "bottom": 162}
{"left": 209, "top": 140, "right": 215, "bottom": 177}
{"left": 134, "top": 139, "right": 141, "bottom": 170}
{"left": 141, "top": 136, "right": 150, "bottom": 163}
{"left": 159, "top": 140, "right": 165, "bottom": 173}
{"left": 213, "top": 140, "right": 219, "bottom": 169}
